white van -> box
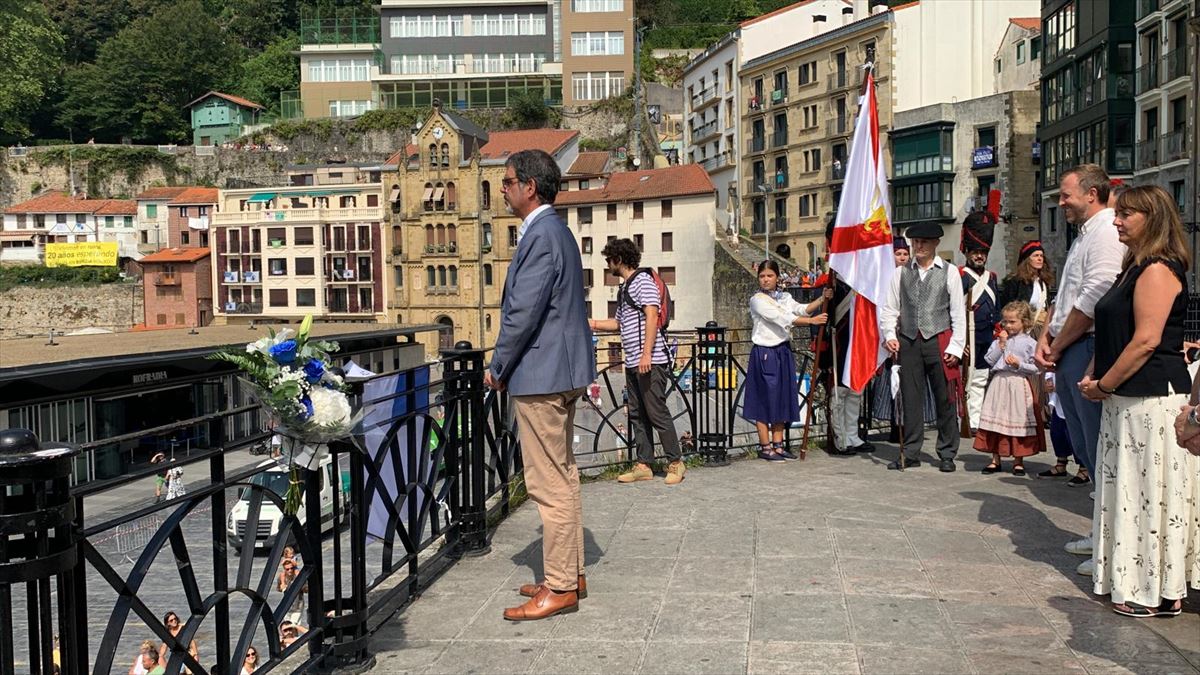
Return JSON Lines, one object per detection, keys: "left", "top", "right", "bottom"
{"left": 226, "top": 456, "right": 347, "bottom": 552}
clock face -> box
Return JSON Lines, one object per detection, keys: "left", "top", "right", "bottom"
{"left": 432, "top": 125, "right": 444, "bottom": 140}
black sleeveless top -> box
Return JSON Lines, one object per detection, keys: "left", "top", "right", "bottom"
{"left": 1093, "top": 258, "right": 1190, "bottom": 397}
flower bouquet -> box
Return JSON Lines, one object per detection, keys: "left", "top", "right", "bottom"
{"left": 209, "top": 315, "right": 357, "bottom": 515}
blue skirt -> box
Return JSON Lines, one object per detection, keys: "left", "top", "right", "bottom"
{"left": 743, "top": 343, "right": 800, "bottom": 425}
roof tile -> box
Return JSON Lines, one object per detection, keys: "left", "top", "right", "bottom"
{"left": 185, "top": 90, "right": 265, "bottom": 111}
{"left": 478, "top": 129, "right": 579, "bottom": 161}
{"left": 136, "top": 187, "right": 191, "bottom": 200}
{"left": 553, "top": 164, "right": 715, "bottom": 206}
{"left": 1010, "top": 17, "right": 1040, "bottom": 31}
{"left": 4, "top": 193, "right": 135, "bottom": 216}
{"left": 138, "top": 247, "right": 211, "bottom": 263}
{"left": 168, "top": 187, "right": 219, "bottom": 205}
{"left": 566, "top": 151, "right": 611, "bottom": 177}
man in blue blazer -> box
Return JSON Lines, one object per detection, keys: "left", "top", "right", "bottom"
{"left": 484, "top": 149, "right": 596, "bottom": 621}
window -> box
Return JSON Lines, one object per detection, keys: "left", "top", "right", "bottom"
{"left": 799, "top": 194, "right": 815, "bottom": 218}
{"left": 484, "top": 263, "right": 494, "bottom": 285}
{"left": 892, "top": 127, "right": 954, "bottom": 177}
{"left": 394, "top": 265, "right": 404, "bottom": 287}
{"left": 294, "top": 227, "right": 314, "bottom": 246}
{"left": 328, "top": 100, "right": 373, "bottom": 117}
{"left": 267, "top": 228, "right": 286, "bottom": 246}
{"left": 578, "top": 206, "right": 593, "bottom": 224}
{"left": 508, "top": 226, "right": 518, "bottom": 247}
{"left": 583, "top": 268, "right": 594, "bottom": 286}
{"left": 306, "top": 58, "right": 371, "bottom": 82}
{"left": 146, "top": 204, "right": 157, "bottom": 219}
{"left": 1016, "top": 41, "right": 1025, "bottom": 64}
{"left": 607, "top": 301, "right": 619, "bottom": 318}
{"left": 156, "top": 313, "right": 166, "bottom": 325}
{"left": 1030, "top": 36, "right": 1041, "bottom": 60}
{"left": 1043, "top": 2, "right": 1075, "bottom": 64}
{"left": 179, "top": 207, "right": 188, "bottom": 218}
{"left": 661, "top": 199, "right": 672, "bottom": 218}
{"left": 802, "top": 105, "right": 818, "bottom": 129}
{"left": 607, "top": 204, "right": 617, "bottom": 221}
{"left": 295, "top": 258, "right": 315, "bottom": 276}
{"left": 604, "top": 268, "right": 620, "bottom": 285}
{"left": 296, "top": 289, "right": 316, "bottom": 307}
{"left": 995, "top": 58, "right": 1002, "bottom": 74}
{"left": 269, "top": 258, "right": 287, "bottom": 276}
{"left": 803, "top": 148, "right": 822, "bottom": 173}
{"left": 977, "top": 126, "right": 996, "bottom": 148}
{"left": 426, "top": 266, "right": 436, "bottom": 287}
{"left": 894, "top": 181, "right": 953, "bottom": 223}
{"left": 1170, "top": 180, "right": 1185, "bottom": 212}
{"left": 580, "top": 179, "right": 590, "bottom": 190}
{"left": 572, "top": 0, "right": 623, "bottom": 11}
{"left": 570, "top": 31, "right": 625, "bottom": 57}
{"left": 582, "top": 237, "right": 593, "bottom": 254}
{"left": 633, "top": 233, "right": 644, "bottom": 251}
{"left": 798, "top": 61, "right": 817, "bottom": 86}
{"left": 269, "top": 289, "right": 288, "bottom": 307}
{"left": 633, "top": 202, "right": 644, "bottom": 219}
{"left": 661, "top": 232, "right": 673, "bottom": 252}
{"left": 659, "top": 267, "right": 676, "bottom": 284}
{"left": 571, "top": 71, "right": 625, "bottom": 101}
{"left": 181, "top": 232, "right": 190, "bottom": 245}
{"left": 471, "top": 12, "right": 546, "bottom": 36}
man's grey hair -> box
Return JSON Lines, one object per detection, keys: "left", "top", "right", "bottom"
{"left": 506, "top": 150, "right": 560, "bottom": 206}
{"left": 1062, "top": 163, "right": 1111, "bottom": 203}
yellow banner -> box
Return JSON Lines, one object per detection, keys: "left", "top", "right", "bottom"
{"left": 44, "top": 242, "right": 119, "bottom": 268}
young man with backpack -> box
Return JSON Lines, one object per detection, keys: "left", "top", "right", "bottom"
{"left": 590, "top": 238, "right": 685, "bottom": 485}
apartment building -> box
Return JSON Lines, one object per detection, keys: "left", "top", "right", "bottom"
{"left": 560, "top": 0, "right": 635, "bottom": 105}
{"left": 994, "top": 18, "right": 1043, "bottom": 93}
{"left": 166, "top": 188, "right": 219, "bottom": 249}
{"left": 738, "top": 9, "right": 894, "bottom": 265}
{"left": 384, "top": 104, "right": 580, "bottom": 356}
{"left": 891, "top": 90, "right": 1041, "bottom": 271}
{"left": 140, "top": 247, "right": 213, "bottom": 330}
{"left": 1131, "top": 0, "right": 1194, "bottom": 237}
{"left": 135, "top": 187, "right": 190, "bottom": 255}
{"left": 554, "top": 164, "right": 718, "bottom": 360}
{"left": 0, "top": 193, "right": 138, "bottom": 264}
{"left": 210, "top": 181, "right": 387, "bottom": 325}
{"left": 1037, "top": 0, "right": 1137, "bottom": 270}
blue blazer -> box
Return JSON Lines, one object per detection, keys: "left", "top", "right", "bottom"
{"left": 489, "top": 207, "right": 597, "bottom": 396}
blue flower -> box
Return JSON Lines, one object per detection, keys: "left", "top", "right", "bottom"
{"left": 269, "top": 339, "right": 298, "bottom": 364}
{"left": 298, "top": 396, "right": 314, "bottom": 420}
{"left": 303, "top": 359, "right": 325, "bottom": 383}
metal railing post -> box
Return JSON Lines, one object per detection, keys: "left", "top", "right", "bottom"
{"left": 693, "top": 323, "right": 731, "bottom": 466}
{"left": 444, "top": 341, "right": 490, "bottom": 557}
{"left": 303, "top": 465, "right": 327, "bottom": 666}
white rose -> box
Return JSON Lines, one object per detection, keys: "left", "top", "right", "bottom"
{"left": 308, "top": 387, "right": 352, "bottom": 428}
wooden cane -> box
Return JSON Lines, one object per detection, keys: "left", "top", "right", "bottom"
{"left": 959, "top": 292, "right": 974, "bottom": 439}
{"left": 893, "top": 362, "right": 905, "bottom": 472}
{"left": 799, "top": 275, "right": 834, "bottom": 459}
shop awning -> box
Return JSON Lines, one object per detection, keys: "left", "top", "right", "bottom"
{"left": 432, "top": 187, "right": 445, "bottom": 201}
{"left": 422, "top": 187, "right": 434, "bottom": 201}
{"left": 247, "top": 193, "right": 276, "bottom": 203}
{"left": 0, "top": 230, "right": 35, "bottom": 240}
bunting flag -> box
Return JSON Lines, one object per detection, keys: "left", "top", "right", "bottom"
{"left": 827, "top": 68, "right": 895, "bottom": 393}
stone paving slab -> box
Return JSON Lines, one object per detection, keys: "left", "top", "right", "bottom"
{"left": 370, "top": 437, "right": 1200, "bottom": 674}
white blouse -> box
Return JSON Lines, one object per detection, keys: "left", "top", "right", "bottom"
{"left": 1029, "top": 278, "right": 1046, "bottom": 311}
{"left": 749, "top": 291, "right": 811, "bottom": 347}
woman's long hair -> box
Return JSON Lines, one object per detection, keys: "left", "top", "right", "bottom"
{"left": 1115, "top": 185, "right": 1192, "bottom": 272}
{"left": 1012, "top": 250, "right": 1055, "bottom": 287}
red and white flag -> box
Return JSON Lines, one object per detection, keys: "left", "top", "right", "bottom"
{"left": 827, "top": 69, "right": 895, "bottom": 393}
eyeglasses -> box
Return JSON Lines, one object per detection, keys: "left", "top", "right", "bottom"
{"left": 246, "top": 653, "right": 257, "bottom": 659}
{"left": 166, "top": 618, "right": 179, "bottom": 625}
{"left": 500, "top": 177, "right": 524, "bottom": 189}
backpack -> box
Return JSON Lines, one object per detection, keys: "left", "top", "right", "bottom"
{"left": 619, "top": 268, "right": 671, "bottom": 331}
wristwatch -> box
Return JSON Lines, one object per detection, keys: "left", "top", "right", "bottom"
{"left": 1189, "top": 406, "right": 1200, "bottom": 427}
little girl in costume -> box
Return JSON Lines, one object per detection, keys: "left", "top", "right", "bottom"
{"left": 974, "top": 301, "right": 1045, "bottom": 475}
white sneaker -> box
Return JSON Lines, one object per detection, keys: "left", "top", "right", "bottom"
{"left": 1065, "top": 537, "right": 1093, "bottom": 556}
{"left": 1076, "top": 558, "right": 1095, "bottom": 576}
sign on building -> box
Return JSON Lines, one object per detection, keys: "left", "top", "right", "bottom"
{"left": 44, "top": 242, "right": 119, "bottom": 268}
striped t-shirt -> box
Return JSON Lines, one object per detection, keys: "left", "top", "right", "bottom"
{"left": 617, "top": 272, "right": 669, "bottom": 368}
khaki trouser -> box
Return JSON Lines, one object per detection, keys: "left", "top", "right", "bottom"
{"left": 512, "top": 387, "right": 586, "bottom": 591}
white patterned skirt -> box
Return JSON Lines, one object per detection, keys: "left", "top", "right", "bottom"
{"left": 1092, "top": 393, "right": 1200, "bottom": 606}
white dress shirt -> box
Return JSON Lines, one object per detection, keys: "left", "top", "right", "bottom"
{"left": 749, "top": 291, "right": 811, "bottom": 347}
{"left": 878, "top": 256, "right": 967, "bottom": 358}
{"left": 516, "top": 203, "right": 554, "bottom": 244}
{"left": 1047, "top": 207, "right": 1124, "bottom": 337}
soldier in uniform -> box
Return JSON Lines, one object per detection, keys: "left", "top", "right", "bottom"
{"left": 959, "top": 211, "right": 1001, "bottom": 434}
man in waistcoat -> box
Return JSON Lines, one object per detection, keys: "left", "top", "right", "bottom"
{"left": 878, "top": 222, "right": 966, "bottom": 472}
{"left": 959, "top": 211, "right": 1000, "bottom": 433}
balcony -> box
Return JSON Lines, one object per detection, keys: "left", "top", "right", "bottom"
{"left": 690, "top": 119, "right": 720, "bottom": 143}
{"left": 770, "top": 130, "right": 789, "bottom": 149}
{"left": 747, "top": 96, "right": 764, "bottom": 113}
{"left": 1136, "top": 61, "right": 1159, "bottom": 95}
{"left": 827, "top": 118, "right": 850, "bottom": 137}
{"left": 223, "top": 301, "right": 263, "bottom": 314}
{"left": 770, "top": 89, "right": 787, "bottom": 106}
{"left": 1137, "top": 139, "right": 1160, "bottom": 170}
{"left": 242, "top": 270, "right": 261, "bottom": 283}
{"left": 1164, "top": 47, "right": 1189, "bottom": 82}
{"left": 1162, "top": 129, "right": 1187, "bottom": 163}
{"left": 828, "top": 70, "right": 850, "bottom": 91}
{"left": 771, "top": 215, "right": 788, "bottom": 232}
{"left": 153, "top": 273, "right": 181, "bottom": 286}
{"left": 691, "top": 85, "right": 719, "bottom": 110}
{"left": 773, "top": 172, "right": 789, "bottom": 189}
{"left": 747, "top": 137, "right": 766, "bottom": 154}
{"left": 698, "top": 152, "right": 732, "bottom": 173}
{"left": 828, "top": 163, "right": 845, "bottom": 182}
{"left": 750, "top": 218, "right": 767, "bottom": 234}
{"left": 213, "top": 206, "right": 383, "bottom": 227}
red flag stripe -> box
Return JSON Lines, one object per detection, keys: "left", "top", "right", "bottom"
{"left": 829, "top": 224, "right": 892, "bottom": 254}
{"left": 847, "top": 295, "right": 881, "bottom": 392}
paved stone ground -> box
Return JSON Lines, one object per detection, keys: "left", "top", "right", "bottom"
{"left": 368, "top": 436, "right": 1200, "bottom": 675}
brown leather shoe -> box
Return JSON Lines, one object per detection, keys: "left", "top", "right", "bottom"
{"left": 519, "top": 575, "right": 587, "bottom": 599}
{"left": 502, "top": 586, "right": 578, "bottom": 621}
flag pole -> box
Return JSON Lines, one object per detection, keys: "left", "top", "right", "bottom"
{"left": 800, "top": 270, "right": 833, "bottom": 458}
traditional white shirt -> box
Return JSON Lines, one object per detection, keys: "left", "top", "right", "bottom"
{"left": 749, "top": 291, "right": 811, "bottom": 347}
{"left": 878, "top": 256, "right": 967, "bottom": 358}
{"left": 1029, "top": 278, "right": 1047, "bottom": 312}
{"left": 516, "top": 203, "right": 553, "bottom": 244}
{"left": 1047, "top": 207, "right": 1124, "bottom": 336}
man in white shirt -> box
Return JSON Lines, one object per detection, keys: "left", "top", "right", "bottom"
{"left": 879, "top": 222, "right": 967, "bottom": 472}
{"left": 1034, "top": 164, "right": 1125, "bottom": 576}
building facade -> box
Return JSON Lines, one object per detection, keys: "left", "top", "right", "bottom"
{"left": 1131, "top": 0, "right": 1194, "bottom": 264}
{"left": 210, "top": 182, "right": 387, "bottom": 324}
{"left": 139, "top": 248, "right": 213, "bottom": 329}
{"left": 1037, "top": 0, "right": 1137, "bottom": 271}
{"left": 186, "top": 92, "right": 266, "bottom": 146}
{"left": 1, "top": 193, "right": 138, "bottom": 264}
{"left": 166, "top": 188, "right": 219, "bottom": 249}
{"left": 994, "top": 18, "right": 1043, "bottom": 93}
{"left": 560, "top": 0, "right": 635, "bottom": 105}
{"left": 683, "top": 32, "right": 740, "bottom": 220}
{"left": 738, "top": 10, "right": 894, "bottom": 266}
{"left": 384, "top": 105, "right": 580, "bottom": 357}
{"left": 135, "top": 187, "right": 190, "bottom": 255}
{"left": 890, "top": 90, "right": 1042, "bottom": 272}
{"left": 553, "top": 164, "right": 718, "bottom": 359}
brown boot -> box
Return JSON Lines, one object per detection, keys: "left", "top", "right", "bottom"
{"left": 502, "top": 586, "right": 578, "bottom": 621}
{"left": 519, "top": 575, "right": 587, "bottom": 599}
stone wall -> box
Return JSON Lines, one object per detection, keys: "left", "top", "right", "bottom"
{"left": 0, "top": 282, "right": 144, "bottom": 339}
{"left": 711, "top": 238, "right": 758, "bottom": 337}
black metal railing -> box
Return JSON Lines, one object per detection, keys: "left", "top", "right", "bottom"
{"left": 0, "top": 331, "right": 835, "bottom": 673}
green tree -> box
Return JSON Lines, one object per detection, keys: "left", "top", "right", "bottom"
{"left": 45, "top": 0, "right": 130, "bottom": 65}
{"left": 233, "top": 34, "right": 300, "bottom": 116}
{"left": 0, "top": 0, "right": 65, "bottom": 141}
{"left": 58, "top": 0, "right": 242, "bottom": 143}
{"left": 504, "top": 89, "right": 551, "bottom": 129}
{"left": 726, "top": 0, "right": 762, "bottom": 23}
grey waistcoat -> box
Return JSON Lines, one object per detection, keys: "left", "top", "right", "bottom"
{"left": 898, "top": 263, "right": 951, "bottom": 340}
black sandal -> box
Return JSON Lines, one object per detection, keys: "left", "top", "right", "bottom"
{"left": 1012, "top": 464, "right": 1026, "bottom": 477}
{"left": 982, "top": 463, "right": 1002, "bottom": 474}
{"left": 1038, "top": 461, "right": 1069, "bottom": 478}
